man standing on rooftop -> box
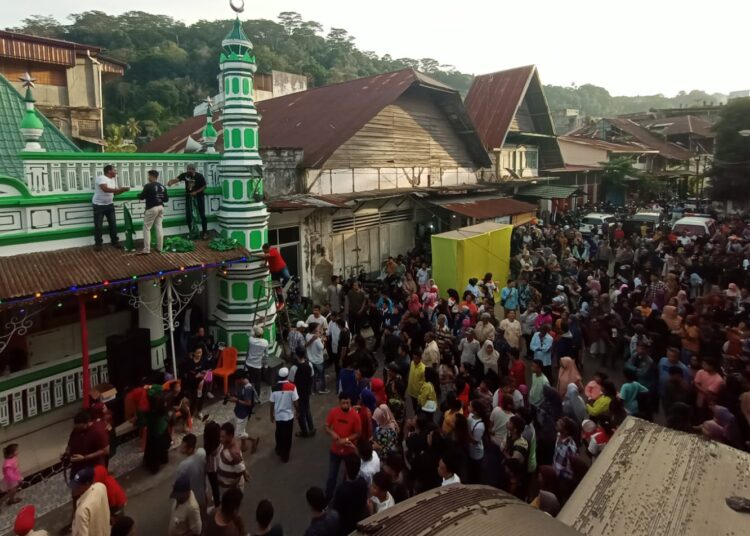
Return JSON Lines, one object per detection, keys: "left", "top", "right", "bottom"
{"left": 92, "top": 164, "right": 129, "bottom": 252}
{"left": 168, "top": 164, "right": 208, "bottom": 239}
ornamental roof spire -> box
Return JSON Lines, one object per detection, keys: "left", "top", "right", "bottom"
{"left": 201, "top": 96, "right": 217, "bottom": 153}
{"left": 18, "top": 72, "right": 45, "bottom": 152}
{"left": 221, "top": 1, "right": 255, "bottom": 68}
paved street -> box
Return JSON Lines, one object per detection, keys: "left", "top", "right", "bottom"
{"left": 28, "top": 388, "right": 338, "bottom": 536}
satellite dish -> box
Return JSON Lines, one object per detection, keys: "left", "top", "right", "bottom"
{"left": 230, "top": 0, "right": 245, "bottom": 13}
{"left": 184, "top": 136, "right": 201, "bottom": 153}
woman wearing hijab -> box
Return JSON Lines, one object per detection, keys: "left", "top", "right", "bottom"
{"left": 661, "top": 304, "right": 683, "bottom": 336}
{"left": 477, "top": 340, "right": 499, "bottom": 376}
{"left": 372, "top": 404, "right": 399, "bottom": 458}
{"left": 371, "top": 378, "right": 387, "bottom": 406}
{"left": 563, "top": 383, "right": 587, "bottom": 424}
{"left": 407, "top": 293, "right": 422, "bottom": 316}
{"left": 557, "top": 357, "right": 582, "bottom": 397}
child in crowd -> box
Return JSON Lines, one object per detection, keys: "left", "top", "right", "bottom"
{"left": 3, "top": 443, "right": 22, "bottom": 505}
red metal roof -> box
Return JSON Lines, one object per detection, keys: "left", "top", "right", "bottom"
{"left": 607, "top": 118, "right": 691, "bottom": 161}
{"left": 464, "top": 65, "right": 536, "bottom": 151}
{"left": 434, "top": 196, "right": 537, "bottom": 219}
{"left": 0, "top": 241, "right": 250, "bottom": 305}
{"left": 141, "top": 69, "right": 490, "bottom": 168}
{"left": 641, "top": 115, "right": 714, "bottom": 138}
{"left": 558, "top": 136, "right": 657, "bottom": 153}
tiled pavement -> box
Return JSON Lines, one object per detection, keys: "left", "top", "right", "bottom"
{"left": 0, "top": 385, "right": 273, "bottom": 535}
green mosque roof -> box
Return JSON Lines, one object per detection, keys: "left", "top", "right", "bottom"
{"left": 0, "top": 74, "right": 80, "bottom": 179}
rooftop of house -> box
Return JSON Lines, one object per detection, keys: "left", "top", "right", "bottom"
{"left": 464, "top": 65, "right": 556, "bottom": 151}
{"left": 0, "top": 73, "right": 80, "bottom": 180}
{"left": 140, "top": 68, "right": 492, "bottom": 169}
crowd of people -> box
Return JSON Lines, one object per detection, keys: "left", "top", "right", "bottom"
{"left": 6, "top": 207, "right": 750, "bottom": 535}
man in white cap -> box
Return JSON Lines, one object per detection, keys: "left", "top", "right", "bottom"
{"left": 553, "top": 285, "right": 568, "bottom": 309}
{"left": 288, "top": 321, "right": 307, "bottom": 359}
{"left": 269, "top": 367, "right": 299, "bottom": 463}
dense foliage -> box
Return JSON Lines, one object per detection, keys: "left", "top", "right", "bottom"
{"left": 7, "top": 11, "right": 729, "bottom": 143}
{"left": 707, "top": 97, "right": 750, "bottom": 203}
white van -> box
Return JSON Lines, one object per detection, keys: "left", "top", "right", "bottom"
{"left": 672, "top": 216, "right": 716, "bottom": 237}
{"left": 579, "top": 213, "right": 616, "bottom": 235}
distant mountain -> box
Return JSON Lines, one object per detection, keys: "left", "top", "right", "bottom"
{"left": 7, "top": 11, "right": 727, "bottom": 137}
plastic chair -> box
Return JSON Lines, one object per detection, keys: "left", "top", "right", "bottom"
{"left": 213, "top": 347, "right": 239, "bottom": 394}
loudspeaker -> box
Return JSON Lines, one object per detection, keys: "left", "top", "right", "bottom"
{"left": 106, "top": 328, "right": 152, "bottom": 394}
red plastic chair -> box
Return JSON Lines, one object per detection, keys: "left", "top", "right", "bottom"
{"left": 213, "top": 347, "right": 239, "bottom": 394}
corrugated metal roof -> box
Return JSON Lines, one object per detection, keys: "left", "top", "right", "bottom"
{"left": 0, "top": 241, "right": 249, "bottom": 304}
{"left": 516, "top": 184, "right": 585, "bottom": 199}
{"left": 434, "top": 196, "right": 537, "bottom": 219}
{"left": 266, "top": 194, "right": 351, "bottom": 211}
{"left": 352, "top": 484, "right": 581, "bottom": 535}
{"left": 464, "top": 65, "right": 536, "bottom": 151}
{"left": 558, "top": 135, "right": 658, "bottom": 153}
{"left": 608, "top": 118, "right": 692, "bottom": 161}
{"left": 641, "top": 114, "right": 715, "bottom": 138}
{"left": 0, "top": 73, "right": 80, "bottom": 179}
{"left": 559, "top": 418, "right": 750, "bottom": 536}
{"left": 140, "top": 69, "right": 491, "bottom": 169}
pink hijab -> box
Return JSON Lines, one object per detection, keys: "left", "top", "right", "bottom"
{"left": 373, "top": 404, "right": 399, "bottom": 432}
{"left": 408, "top": 293, "right": 422, "bottom": 315}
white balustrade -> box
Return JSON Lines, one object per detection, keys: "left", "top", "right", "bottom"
{"left": 22, "top": 159, "right": 220, "bottom": 195}
{"left": 0, "top": 361, "right": 108, "bottom": 427}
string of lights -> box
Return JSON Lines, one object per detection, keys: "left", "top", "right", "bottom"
{"left": 0, "top": 256, "right": 248, "bottom": 310}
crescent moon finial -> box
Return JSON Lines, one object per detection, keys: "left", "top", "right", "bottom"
{"left": 230, "top": 0, "right": 245, "bottom": 13}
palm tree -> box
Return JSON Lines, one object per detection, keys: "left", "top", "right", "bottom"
{"left": 124, "top": 118, "right": 141, "bottom": 141}
{"left": 105, "top": 124, "right": 136, "bottom": 153}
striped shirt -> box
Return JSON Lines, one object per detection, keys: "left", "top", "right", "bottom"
{"left": 217, "top": 441, "right": 245, "bottom": 493}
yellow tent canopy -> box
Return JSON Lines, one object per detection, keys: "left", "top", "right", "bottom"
{"left": 431, "top": 222, "right": 512, "bottom": 299}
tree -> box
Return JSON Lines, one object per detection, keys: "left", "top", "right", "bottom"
{"left": 707, "top": 97, "right": 750, "bottom": 205}
{"left": 125, "top": 118, "right": 141, "bottom": 141}
{"left": 278, "top": 12, "right": 302, "bottom": 34}
{"left": 9, "top": 15, "right": 64, "bottom": 37}
{"left": 419, "top": 58, "right": 440, "bottom": 73}
{"left": 104, "top": 124, "right": 136, "bottom": 152}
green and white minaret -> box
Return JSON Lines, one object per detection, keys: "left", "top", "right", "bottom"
{"left": 213, "top": 7, "right": 277, "bottom": 354}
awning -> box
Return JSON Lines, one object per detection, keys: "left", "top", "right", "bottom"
{"left": 431, "top": 196, "right": 537, "bottom": 220}
{"left": 0, "top": 241, "right": 251, "bottom": 307}
{"left": 516, "top": 184, "right": 586, "bottom": 199}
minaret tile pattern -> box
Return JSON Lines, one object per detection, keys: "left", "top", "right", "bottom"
{"left": 213, "top": 16, "right": 276, "bottom": 353}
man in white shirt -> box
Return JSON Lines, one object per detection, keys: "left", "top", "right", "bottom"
{"left": 305, "top": 324, "right": 328, "bottom": 394}
{"left": 269, "top": 368, "right": 299, "bottom": 463}
{"left": 438, "top": 452, "right": 461, "bottom": 486}
{"left": 458, "top": 329, "right": 480, "bottom": 368}
{"left": 168, "top": 474, "right": 202, "bottom": 536}
{"left": 245, "top": 325, "right": 269, "bottom": 389}
{"left": 92, "top": 164, "right": 129, "bottom": 252}
{"left": 70, "top": 467, "right": 110, "bottom": 536}
{"left": 306, "top": 305, "right": 329, "bottom": 332}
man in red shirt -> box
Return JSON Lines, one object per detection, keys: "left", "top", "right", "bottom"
{"left": 259, "top": 243, "right": 291, "bottom": 283}
{"left": 324, "top": 393, "right": 361, "bottom": 500}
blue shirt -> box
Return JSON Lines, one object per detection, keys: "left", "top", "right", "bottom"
{"left": 376, "top": 296, "right": 394, "bottom": 314}
{"left": 658, "top": 357, "right": 690, "bottom": 395}
{"left": 530, "top": 333, "right": 553, "bottom": 366}
{"left": 501, "top": 287, "right": 519, "bottom": 310}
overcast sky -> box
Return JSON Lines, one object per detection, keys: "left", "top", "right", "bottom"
{"left": 2, "top": 0, "right": 748, "bottom": 96}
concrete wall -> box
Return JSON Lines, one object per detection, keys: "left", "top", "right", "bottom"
{"left": 261, "top": 148, "right": 304, "bottom": 197}
{"left": 558, "top": 139, "right": 608, "bottom": 167}
{"left": 271, "top": 70, "right": 307, "bottom": 98}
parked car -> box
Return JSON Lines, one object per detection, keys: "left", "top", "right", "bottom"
{"left": 622, "top": 212, "right": 662, "bottom": 236}
{"left": 672, "top": 216, "right": 716, "bottom": 237}
{"left": 579, "top": 213, "right": 616, "bottom": 235}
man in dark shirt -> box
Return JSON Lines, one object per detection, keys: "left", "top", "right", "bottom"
{"left": 230, "top": 371, "right": 259, "bottom": 452}
{"left": 137, "top": 169, "right": 168, "bottom": 254}
{"left": 331, "top": 454, "right": 368, "bottom": 535}
{"left": 64, "top": 410, "right": 110, "bottom": 476}
{"left": 290, "top": 348, "right": 315, "bottom": 438}
{"left": 168, "top": 164, "right": 207, "bottom": 239}
{"left": 304, "top": 486, "right": 340, "bottom": 536}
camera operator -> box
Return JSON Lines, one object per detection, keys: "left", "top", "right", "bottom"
{"left": 226, "top": 371, "right": 259, "bottom": 453}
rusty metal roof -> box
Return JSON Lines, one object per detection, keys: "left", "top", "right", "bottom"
{"left": 465, "top": 65, "right": 539, "bottom": 150}
{"left": 140, "top": 69, "right": 491, "bottom": 168}
{"left": 641, "top": 115, "right": 715, "bottom": 138}
{"left": 352, "top": 484, "right": 581, "bottom": 535}
{"left": 558, "top": 135, "right": 659, "bottom": 153}
{"left": 0, "top": 241, "right": 250, "bottom": 305}
{"left": 433, "top": 196, "right": 537, "bottom": 219}
{"left": 266, "top": 194, "right": 351, "bottom": 211}
{"left": 559, "top": 417, "right": 750, "bottom": 536}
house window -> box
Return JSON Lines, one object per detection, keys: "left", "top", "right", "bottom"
{"left": 525, "top": 148, "right": 539, "bottom": 171}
